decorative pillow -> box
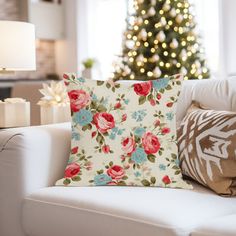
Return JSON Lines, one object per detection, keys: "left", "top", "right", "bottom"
{"left": 178, "top": 102, "right": 236, "bottom": 196}
{"left": 56, "top": 73, "right": 191, "bottom": 189}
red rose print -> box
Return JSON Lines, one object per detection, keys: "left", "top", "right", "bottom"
{"left": 107, "top": 165, "right": 125, "bottom": 180}
{"left": 166, "top": 102, "right": 173, "bottom": 107}
{"left": 150, "top": 99, "right": 156, "bottom": 106}
{"left": 64, "top": 81, "right": 69, "bottom": 86}
{"left": 157, "top": 93, "right": 161, "bottom": 100}
{"left": 162, "top": 127, "right": 170, "bottom": 134}
{"left": 108, "top": 181, "right": 118, "bottom": 186}
{"left": 142, "top": 132, "right": 160, "bottom": 154}
{"left": 122, "top": 137, "right": 136, "bottom": 155}
{"left": 63, "top": 74, "right": 69, "bottom": 80}
{"left": 64, "top": 163, "right": 80, "bottom": 178}
{"left": 93, "top": 112, "right": 115, "bottom": 133}
{"left": 71, "top": 147, "right": 78, "bottom": 154}
{"left": 68, "top": 90, "right": 91, "bottom": 112}
{"left": 134, "top": 81, "right": 152, "bottom": 96}
{"left": 91, "top": 131, "right": 97, "bottom": 138}
{"left": 102, "top": 145, "right": 110, "bottom": 154}
{"left": 114, "top": 102, "right": 121, "bottom": 109}
{"left": 162, "top": 175, "right": 171, "bottom": 185}
{"left": 122, "top": 114, "right": 127, "bottom": 122}
{"left": 154, "top": 120, "right": 160, "bottom": 127}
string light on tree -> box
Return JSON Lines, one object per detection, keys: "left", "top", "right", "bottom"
{"left": 113, "top": 0, "right": 210, "bottom": 81}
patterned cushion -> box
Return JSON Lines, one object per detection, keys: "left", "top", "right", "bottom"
{"left": 178, "top": 102, "right": 236, "bottom": 196}
{"left": 56, "top": 73, "right": 191, "bottom": 189}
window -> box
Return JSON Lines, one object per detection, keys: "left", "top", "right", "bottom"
{"left": 189, "top": 0, "right": 220, "bottom": 76}
{"left": 86, "top": 0, "right": 127, "bottom": 79}
{"left": 81, "top": 0, "right": 220, "bottom": 78}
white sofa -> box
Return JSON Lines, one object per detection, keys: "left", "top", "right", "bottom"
{"left": 0, "top": 79, "right": 236, "bottom": 236}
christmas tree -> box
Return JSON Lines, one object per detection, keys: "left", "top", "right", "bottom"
{"left": 112, "top": 0, "right": 210, "bottom": 81}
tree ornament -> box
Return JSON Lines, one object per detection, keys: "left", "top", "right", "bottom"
{"left": 150, "top": 54, "right": 160, "bottom": 63}
{"left": 170, "top": 39, "right": 178, "bottom": 49}
{"left": 151, "top": 0, "right": 156, "bottom": 6}
{"left": 126, "top": 40, "right": 135, "bottom": 49}
{"left": 169, "top": 8, "right": 176, "bottom": 17}
{"left": 180, "top": 67, "right": 187, "bottom": 75}
{"left": 153, "top": 67, "right": 162, "bottom": 77}
{"left": 156, "top": 31, "right": 166, "bottom": 42}
{"left": 137, "top": 0, "right": 144, "bottom": 4}
{"left": 148, "top": 7, "right": 156, "bottom": 16}
{"left": 136, "top": 17, "right": 143, "bottom": 25}
{"left": 195, "top": 60, "right": 201, "bottom": 68}
{"left": 176, "top": 14, "right": 184, "bottom": 24}
{"left": 139, "top": 29, "right": 147, "bottom": 40}
{"left": 136, "top": 54, "right": 144, "bottom": 62}
{"left": 163, "top": 2, "right": 171, "bottom": 12}
{"left": 160, "top": 17, "right": 167, "bottom": 26}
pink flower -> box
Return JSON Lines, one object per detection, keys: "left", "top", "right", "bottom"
{"left": 134, "top": 81, "right": 152, "bottom": 96}
{"left": 142, "top": 132, "right": 160, "bottom": 154}
{"left": 102, "top": 145, "right": 110, "bottom": 154}
{"left": 114, "top": 102, "right": 121, "bottom": 109}
{"left": 166, "top": 102, "right": 173, "bottom": 108}
{"left": 122, "top": 137, "right": 136, "bottom": 155}
{"left": 71, "top": 147, "right": 78, "bottom": 154}
{"left": 108, "top": 181, "right": 118, "bottom": 186}
{"left": 84, "top": 161, "right": 93, "bottom": 171}
{"left": 154, "top": 120, "right": 160, "bottom": 127}
{"left": 161, "top": 127, "right": 170, "bottom": 134}
{"left": 64, "top": 163, "right": 80, "bottom": 178}
{"left": 162, "top": 175, "right": 171, "bottom": 185}
{"left": 107, "top": 165, "right": 125, "bottom": 180}
{"left": 157, "top": 93, "right": 161, "bottom": 100}
{"left": 63, "top": 74, "right": 69, "bottom": 80}
{"left": 150, "top": 99, "right": 156, "bottom": 106}
{"left": 91, "top": 131, "right": 97, "bottom": 138}
{"left": 122, "top": 114, "right": 127, "bottom": 122}
{"left": 68, "top": 90, "right": 90, "bottom": 112}
{"left": 93, "top": 112, "right": 115, "bottom": 133}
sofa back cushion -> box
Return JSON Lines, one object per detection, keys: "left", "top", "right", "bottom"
{"left": 176, "top": 79, "right": 231, "bottom": 125}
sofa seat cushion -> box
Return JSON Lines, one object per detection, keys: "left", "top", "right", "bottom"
{"left": 192, "top": 214, "right": 236, "bottom": 236}
{"left": 22, "top": 182, "right": 236, "bottom": 236}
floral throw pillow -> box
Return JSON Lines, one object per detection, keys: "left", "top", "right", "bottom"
{"left": 56, "top": 73, "right": 191, "bottom": 189}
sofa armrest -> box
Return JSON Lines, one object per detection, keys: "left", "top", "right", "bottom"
{"left": 0, "top": 123, "right": 71, "bottom": 236}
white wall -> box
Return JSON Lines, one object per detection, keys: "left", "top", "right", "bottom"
{"left": 55, "top": 0, "right": 78, "bottom": 77}
{"left": 220, "top": 0, "right": 236, "bottom": 77}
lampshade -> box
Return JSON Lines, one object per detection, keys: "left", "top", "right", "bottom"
{"left": 0, "top": 21, "right": 36, "bottom": 71}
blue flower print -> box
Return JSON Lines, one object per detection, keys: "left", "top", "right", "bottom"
{"left": 91, "top": 94, "right": 98, "bottom": 101}
{"left": 94, "top": 174, "right": 112, "bottom": 186}
{"left": 166, "top": 112, "right": 174, "bottom": 121}
{"left": 78, "top": 77, "right": 85, "bottom": 83}
{"left": 134, "top": 127, "right": 146, "bottom": 137}
{"left": 175, "top": 159, "right": 180, "bottom": 166}
{"left": 134, "top": 171, "right": 142, "bottom": 177}
{"left": 159, "top": 164, "right": 166, "bottom": 171}
{"left": 109, "top": 127, "right": 125, "bottom": 140}
{"left": 74, "top": 109, "right": 92, "bottom": 126}
{"left": 131, "top": 148, "right": 147, "bottom": 164}
{"left": 124, "top": 99, "right": 130, "bottom": 105}
{"left": 72, "top": 131, "right": 80, "bottom": 141}
{"left": 153, "top": 78, "right": 170, "bottom": 90}
{"left": 132, "top": 109, "right": 147, "bottom": 122}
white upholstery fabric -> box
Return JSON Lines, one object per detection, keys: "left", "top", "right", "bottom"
{"left": 0, "top": 123, "right": 71, "bottom": 236}
{"left": 192, "top": 214, "right": 236, "bottom": 236}
{"left": 228, "top": 77, "right": 236, "bottom": 111}
{"left": 22, "top": 183, "right": 236, "bottom": 236}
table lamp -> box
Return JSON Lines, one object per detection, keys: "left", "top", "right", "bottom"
{"left": 0, "top": 21, "right": 36, "bottom": 73}
{"left": 0, "top": 21, "right": 36, "bottom": 128}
